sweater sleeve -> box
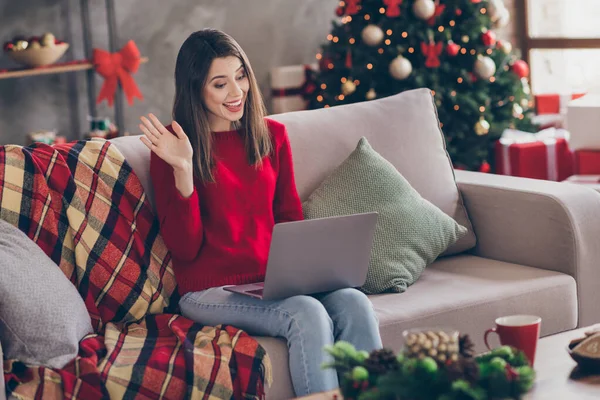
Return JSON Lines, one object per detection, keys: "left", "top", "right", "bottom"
{"left": 150, "top": 151, "right": 203, "bottom": 261}
{"left": 273, "top": 124, "right": 304, "bottom": 223}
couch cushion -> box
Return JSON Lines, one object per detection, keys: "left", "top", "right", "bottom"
{"left": 303, "top": 137, "right": 467, "bottom": 293}
{"left": 0, "top": 219, "right": 93, "bottom": 369}
{"left": 269, "top": 88, "right": 475, "bottom": 255}
{"left": 370, "top": 255, "right": 577, "bottom": 353}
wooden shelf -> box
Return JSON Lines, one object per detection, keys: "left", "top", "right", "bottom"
{"left": 0, "top": 56, "right": 148, "bottom": 80}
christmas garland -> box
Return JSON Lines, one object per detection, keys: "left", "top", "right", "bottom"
{"left": 323, "top": 334, "right": 535, "bottom": 400}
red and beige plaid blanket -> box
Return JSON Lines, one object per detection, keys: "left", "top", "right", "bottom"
{"left": 1, "top": 139, "right": 271, "bottom": 399}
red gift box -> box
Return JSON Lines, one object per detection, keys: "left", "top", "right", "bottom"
{"left": 535, "top": 93, "right": 586, "bottom": 114}
{"left": 573, "top": 150, "right": 600, "bottom": 175}
{"left": 495, "top": 132, "right": 573, "bottom": 181}
{"left": 532, "top": 93, "right": 586, "bottom": 129}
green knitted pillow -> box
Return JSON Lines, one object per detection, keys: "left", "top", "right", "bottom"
{"left": 302, "top": 137, "right": 468, "bottom": 294}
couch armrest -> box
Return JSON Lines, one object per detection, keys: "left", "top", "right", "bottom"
{"left": 455, "top": 170, "right": 600, "bottom": 327}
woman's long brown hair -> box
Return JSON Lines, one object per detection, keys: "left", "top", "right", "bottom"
{"left": 173, "top": 29, "right": 271, "bottom": 183}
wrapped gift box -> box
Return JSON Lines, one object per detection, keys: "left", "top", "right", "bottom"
{"left": 566, "top": 94, "right": 600, "bottom": 151}
{"left": 270, "top": 64, "right": 318, "bottom": 114}
{"left": 573, "top": 150, "right": 600, "bottom": 175}
{"left": 532, "top": 93, "right": 586, "bottom": 129}
{"left": 495, "top": 128, "right": 573, "bottom": 181}
{"left": 536, "top": 93, "right": 586, "bottom": 114}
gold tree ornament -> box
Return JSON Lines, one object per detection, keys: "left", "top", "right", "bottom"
{"left": 389, "top": 55, "right": 412, "bottom": 80}
{"left": 412, "top": 0, "right": 436, "bottom": 20}
{"left": 474, "top": 55, "right": 496, "bottom": 79}
{"left": 475, "top": 118, "right": 490, "bottom": 136}
{"left": 341, "top": 80, "right": 357, "bottom": 95}
{"left": 498, "top": 40, "right": 512, "bottom": 54}
{"left": 361, "top": 24, "right": 385, "bottom": 46}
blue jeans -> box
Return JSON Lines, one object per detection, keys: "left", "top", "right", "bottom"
{"left": 179, "top": 287, "right": 382, "bottom": 396}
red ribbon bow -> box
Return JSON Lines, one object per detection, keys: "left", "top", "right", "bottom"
{"left": 93, "top": 40, "right": 143, "bottom": 106}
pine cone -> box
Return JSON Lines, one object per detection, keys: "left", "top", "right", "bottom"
{"left": 364, "top": 349, "right": 398, "bottom": 376}
{"left": 444, "top": 357, "right": 480, "bottom": 384}
{"left": 459, "top": 334, "right": 475, "bottom": 358}
{"left": 444, "top": 359, "right": 464, "bottom": 382}
{"left": 462, "top": 358, "right": 480, "bottom": 384}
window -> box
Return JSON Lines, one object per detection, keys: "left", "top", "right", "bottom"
{"left": 518, "top": 0, "right": 600, "bottom": 94}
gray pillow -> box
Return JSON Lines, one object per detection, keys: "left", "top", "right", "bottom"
{"left": 302, "top": 137, "right": 468, "bottom": 294}
{"left": 0, "top": 219, "right": 92, "bottom": 368}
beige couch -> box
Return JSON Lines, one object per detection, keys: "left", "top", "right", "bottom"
{"left": 3, "top": 89, "right": 600, "bottom": 400}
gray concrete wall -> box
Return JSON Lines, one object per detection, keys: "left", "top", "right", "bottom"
{"left": 0, "top": 0, "right": 338, "bottom": 144}
{"left": 0, "top": 0, "right": 517, "bottom": 145}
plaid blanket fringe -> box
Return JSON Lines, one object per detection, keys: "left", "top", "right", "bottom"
{"left": 1, "top": 139, "right": 271, "bottom": 400}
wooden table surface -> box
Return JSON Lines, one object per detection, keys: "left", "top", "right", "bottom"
{"left": 295, "top": 326, "right": 600, "bottom": 400}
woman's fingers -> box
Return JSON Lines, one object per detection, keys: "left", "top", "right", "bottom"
{"left": 139, "top": 135, "right": 155, "bottom": 151}
{"left": 139, "top": 124, "right": 159, "bottom": 145}
{"left": 172, "top": 121, "right": 186, "bottom": 140}
{"left": 148, "top": 113, "right": 170, "bottom": 136}
{"left": 140, "top": 116, "right": 161, "bottom": 139}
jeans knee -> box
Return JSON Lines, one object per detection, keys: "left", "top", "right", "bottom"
{"left": 334, "top": 288, "right": 373, "bottom": 312}
{"left": 287, "top": 296, "right": 333, "bottom": 333}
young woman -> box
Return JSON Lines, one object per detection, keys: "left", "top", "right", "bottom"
{"left": 139, "top": 29, "right": 382, "bottom": 396}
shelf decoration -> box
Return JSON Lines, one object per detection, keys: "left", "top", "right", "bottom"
{"left": 92, "top": 40, "right": 144, "bottom": 106}
{"left": 3, "top": 32, "right": 69, "bottom": 67}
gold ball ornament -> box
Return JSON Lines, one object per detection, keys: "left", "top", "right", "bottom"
{"left": 41, "top": 32, "right": 55, "bottom": 47}
{"left": 29, "top": 40, "right": 41, "bottom": 50}
{"left": 412, "top": 0, "right": 436, "bottom": 20}
{"left": 389, "top": 55, "right": 412, "bottom": 80}
{"left": 361, "top": 24, "right": 384, "bottom": 47}
{"left": 461, "top": 35, "right": 470, "bottom": 43}
{"left": 366, "top": 88, "right": 377, "bottom": 100}
{"left": 341, "top": 80, "right": 356, "bottom": 95}
{"left": 474, "top": 55, "right": 496, "bottom": 79}
{"left": 14, "top": 40, "right": 29, "bottom": 51}
{"left": 475, "top": 118, "right": 490, "bottom": 136}
{"left": 498, "top": 40, "right": 512, "bottom": 54}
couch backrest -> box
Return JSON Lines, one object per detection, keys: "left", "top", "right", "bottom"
{"left": 109, "top": 135, "right": 155, "bottom": 208}
{"left": 269, "top": 88, "right": 475, "bottom": 254}
{"left": 110, "top": 88, "right": 475, "bottom": 254}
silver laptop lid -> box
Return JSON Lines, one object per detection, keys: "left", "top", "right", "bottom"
{"left": 261, "top": 212, "right": 378, "bottom": 300}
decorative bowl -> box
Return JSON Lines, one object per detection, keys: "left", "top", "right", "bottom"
{"left": 7, "top": 42, "right": 69, "bottom": 67}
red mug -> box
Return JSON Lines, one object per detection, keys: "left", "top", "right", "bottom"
{"left": 484, "top": 315, "right": 541, "bottom": 365}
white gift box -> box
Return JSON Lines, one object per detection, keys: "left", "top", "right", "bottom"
{"left": 270, "top": 64, "right": 318, "bottom": 114}
{"left": 565, "top": 94, "right": 600, "bottom": 150}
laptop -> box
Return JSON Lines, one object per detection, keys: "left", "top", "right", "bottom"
{"left": 224, "top": 212, "right": 378, "bottom": 300}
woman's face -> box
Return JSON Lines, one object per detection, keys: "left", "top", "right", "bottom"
{"left": 202, "top": 56, "right": 249, "bottom": 132}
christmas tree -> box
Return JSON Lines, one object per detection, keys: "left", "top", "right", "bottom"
{"left": 307, "top": 0, "right": 535, "bottom": 171}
